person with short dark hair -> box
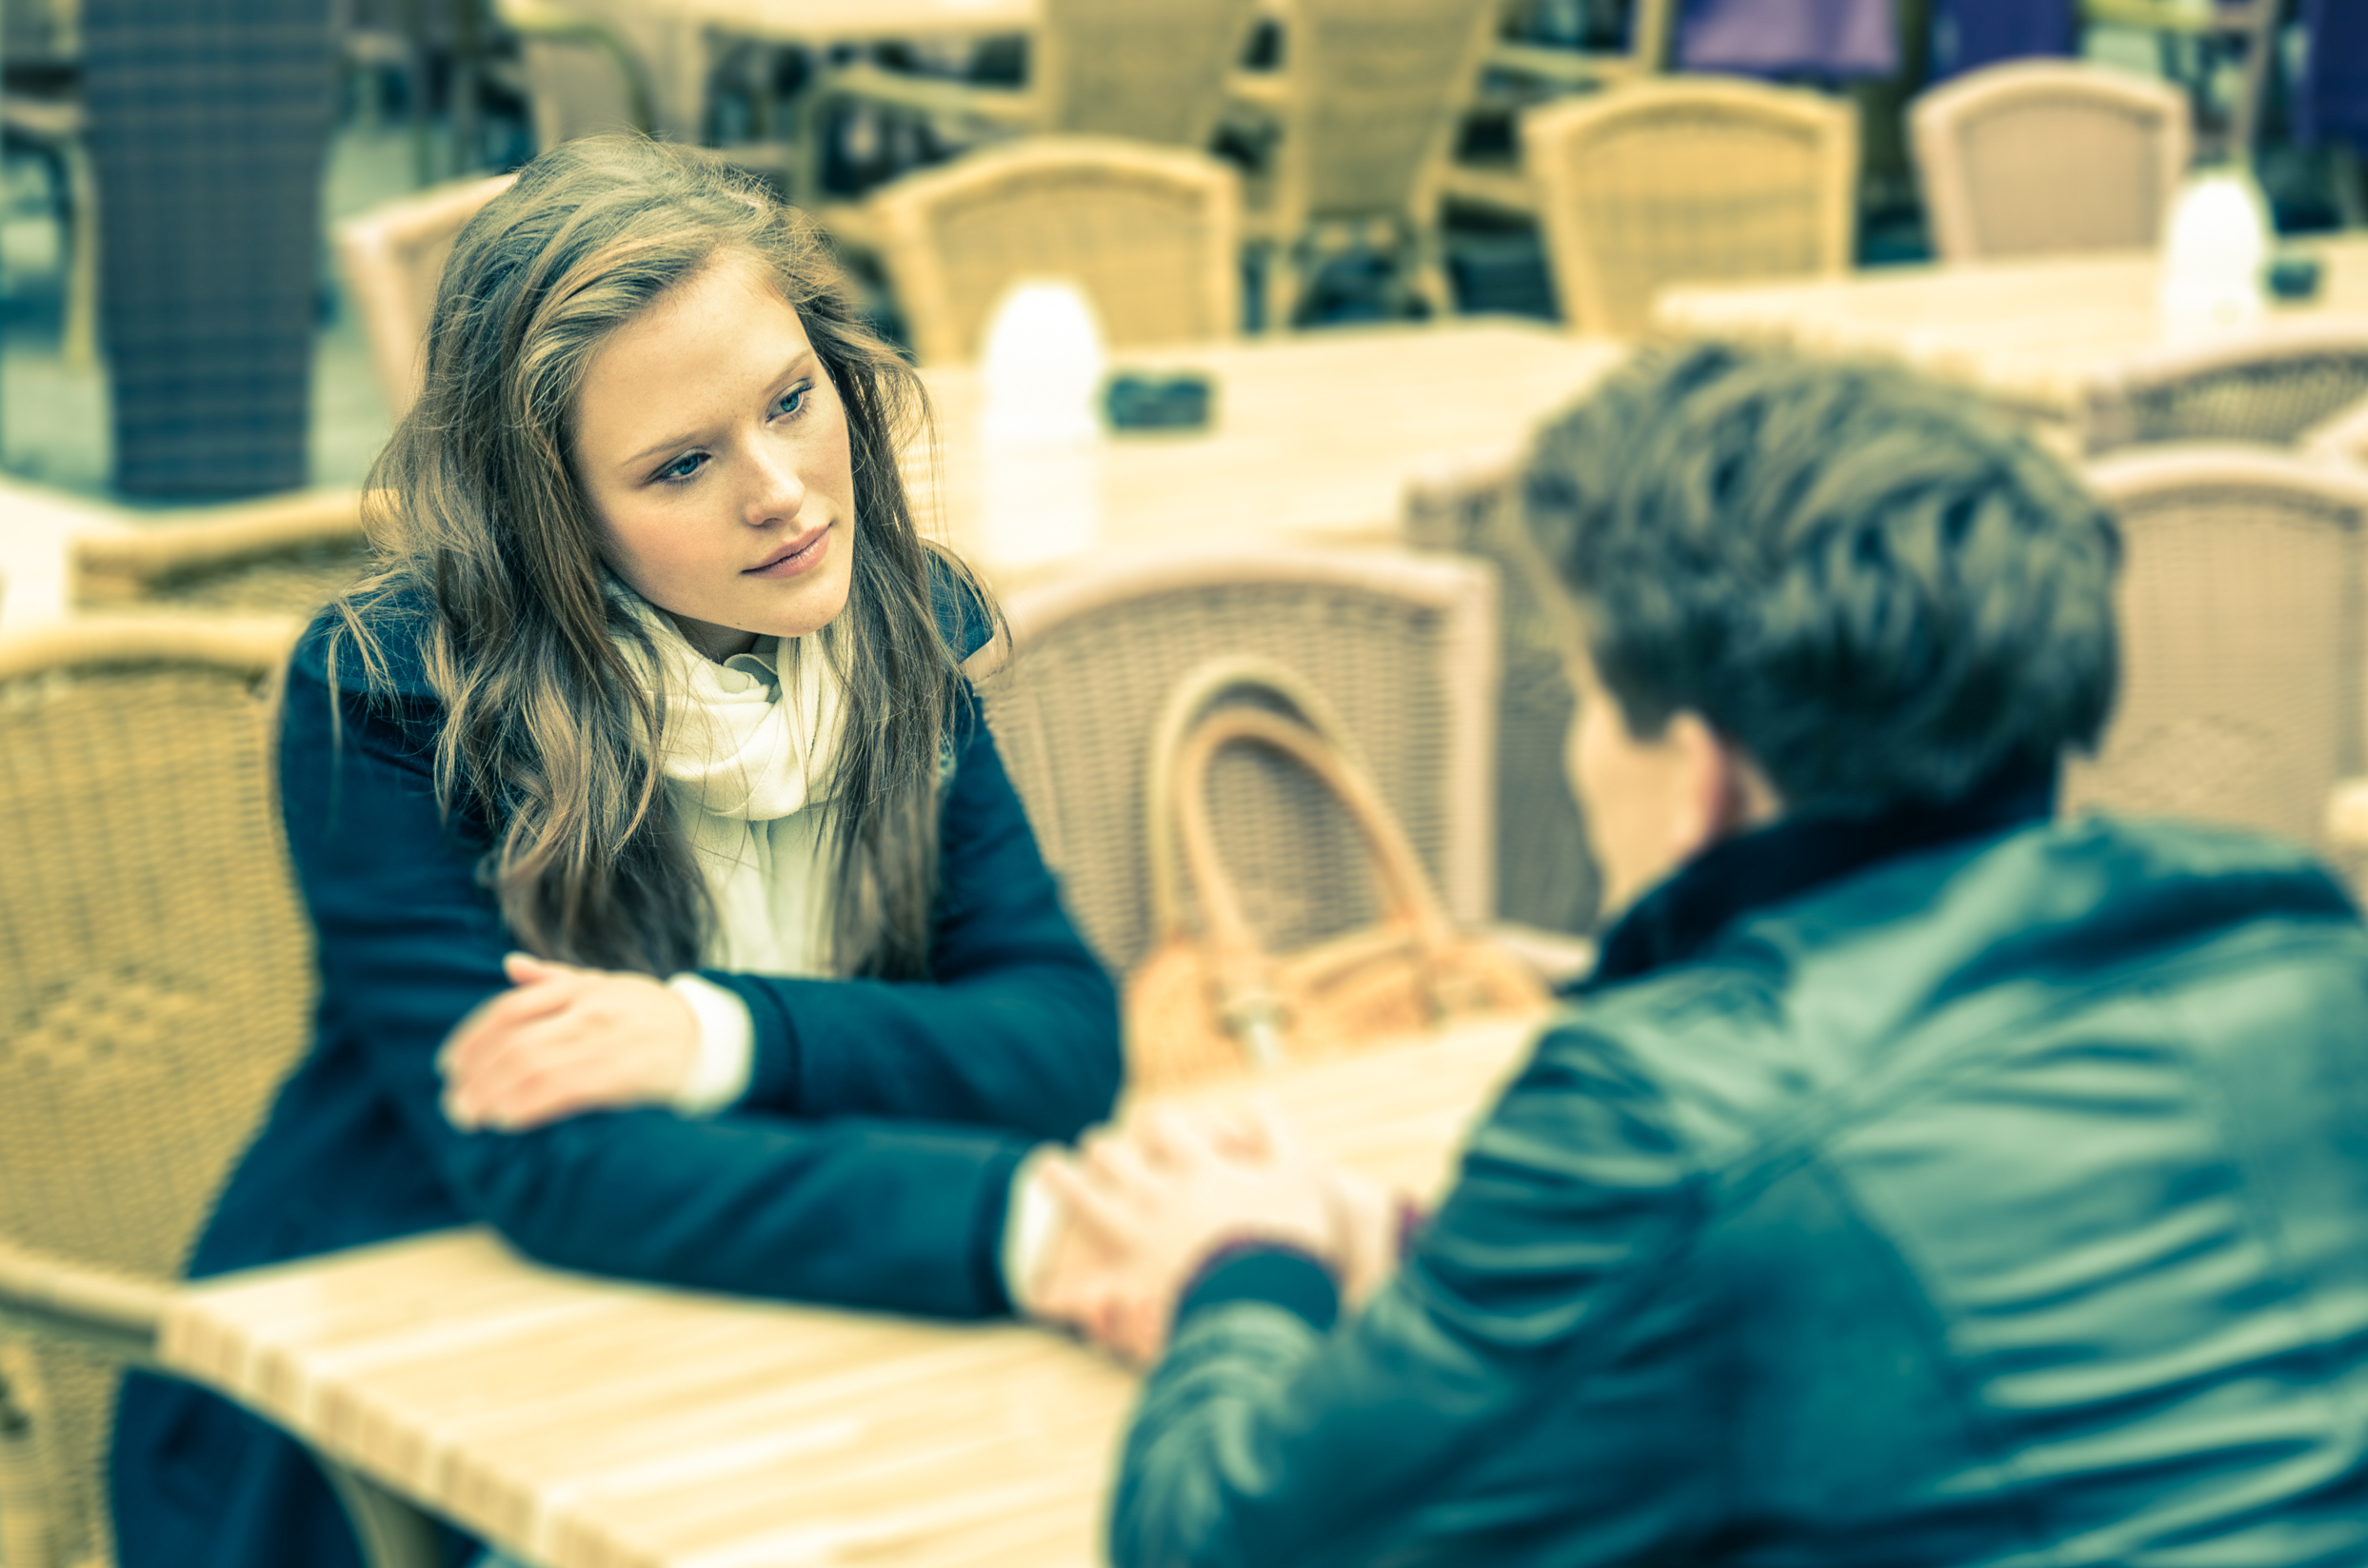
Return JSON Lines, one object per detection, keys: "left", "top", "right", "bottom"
{"left": 1039, "top": 346, "right": 2368, "bottom": 1567}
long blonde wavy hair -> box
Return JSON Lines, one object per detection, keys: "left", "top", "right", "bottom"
{"left": 331, "top": 135, "right": 984, "bottom": 980}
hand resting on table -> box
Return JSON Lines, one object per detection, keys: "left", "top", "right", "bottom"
{"left": 1033, "top": 1099, "right": 1400, "bottom": 1365}
{"left": 438, "top": 952, "right": 700, "bottom": 1131}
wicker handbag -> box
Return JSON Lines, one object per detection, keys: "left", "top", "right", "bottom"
{"left": 1124, "top": 658, "right": 1548, "bottom": 1091}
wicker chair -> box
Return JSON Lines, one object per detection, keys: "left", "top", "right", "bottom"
{"left": 2076, "top": 322, "right": 2368, "bottom": 455}
{"left": 1225, "top": 0, "right": 1502, "bottom": 327}
{"left": 1434, "top": 0, "right": 1681, "bottom": 218}
{"left": 70, "top": 489, "right": 372, "bottom": 618}
{"left": 0, "top": 619, "right": 439, "bottom": 1568}
{"left": 495, "top": 0, "right": 654, "bottom": 149}
{"left": 2067, "top": 447, "right": 2368, "bottom": 886}
{"left": 1910, "top": 59, "right": 2192, "bottom": 264}
{"left": 814, "top": 0, "right": 1261, "bottom": 158}
{"left": 2304, "top": 392, "right": 2368, "bottom": 468}
{"left": 1403, "top": 451, "right": 1599, "bottom": 938}
{"left": 865, "top": 135, "right": 1243, "bottom": 365}
{"left": 333, "top": 171, "right": 518, "bottom": 421}
{"left": 1522, "top": 76, "right": 1858, "bottom": 338}
{"left": 964, "top": 546, "right": 1499, "bottom": 980}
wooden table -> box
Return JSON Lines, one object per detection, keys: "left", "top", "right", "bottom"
{"left": 910, "top": 320, "right": 1624, "bottom": 581}
{"left": 157, "top": 1014, "right": 1544, "bottom": 1568}
{"left": 1652, "top": 234, "right": 2368, "bottom": 420}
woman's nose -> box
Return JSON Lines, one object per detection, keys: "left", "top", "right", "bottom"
{"left": 743, "top": 440, "right": 807, "bottom": 526}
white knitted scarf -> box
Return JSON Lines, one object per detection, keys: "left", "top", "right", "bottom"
{"left": 616, "top": 594, "right": 847, "bottom": 976}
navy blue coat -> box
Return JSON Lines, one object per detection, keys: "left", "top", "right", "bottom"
{"left": 1114, "top": 787, "right": 2368, "bottom": 1567}
{"left": 110, "top": 579, "right": 1122, "bottom": 1568}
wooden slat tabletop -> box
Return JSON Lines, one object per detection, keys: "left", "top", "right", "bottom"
{"left": 909, "top": 321, "right": 1625, "bottom": 580}
{"left": 158, "top": 1014, "right": 1546, "bottom": 1568}
{"left": 1652, "top": 234, "right": 2368, "bottom": 417}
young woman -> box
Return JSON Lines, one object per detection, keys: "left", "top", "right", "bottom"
{"left": 109, "top": 136, "right": 1123, "bottom": 1568}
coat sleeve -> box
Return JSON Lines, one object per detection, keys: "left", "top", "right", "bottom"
{"left": 282, "top": 665, "right": 1031, "bottom": 1319}
{"left": 708, "top": 691, "right": 1124, "bottom": 1141}
{"left": 1106, "top": 1022, "right": 1716, "bottom": 1567}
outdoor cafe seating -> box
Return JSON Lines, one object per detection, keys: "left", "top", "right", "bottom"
{"left": 5, "top": 0, "right": 2368, "bottom": 1562}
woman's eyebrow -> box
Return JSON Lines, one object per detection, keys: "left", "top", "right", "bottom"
{"left": 618, "top": 350, "right": 821, "bottom": 470}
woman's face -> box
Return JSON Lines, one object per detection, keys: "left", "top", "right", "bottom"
{"left": 573, "top": 253, "right": 858, "bottom": 662}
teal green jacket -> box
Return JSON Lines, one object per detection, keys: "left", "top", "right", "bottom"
{"left": 1116, "top": 794, "right": 2368, "bottom": 1567}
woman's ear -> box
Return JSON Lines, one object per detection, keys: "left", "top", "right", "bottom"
{"left": 1662, "top": 712, "right": 1781, "bottom": 861}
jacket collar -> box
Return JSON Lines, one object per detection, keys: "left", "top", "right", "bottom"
{"left": 1582, "top": 764, "right": 2059, "bottom": 992}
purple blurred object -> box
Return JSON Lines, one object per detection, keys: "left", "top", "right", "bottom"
{"left": 2298, "top": 0, "right": 2368, "bottom": 151}
{"left": 1677, "top": 0, "right": 1898, "bottom": 77}
{"left": 1930, "top": 0, "right": 2076, "bottom": 79}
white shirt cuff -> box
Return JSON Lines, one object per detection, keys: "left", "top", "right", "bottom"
{"left": 667, "top": 974, "right": 755, "bottom": 1116}
{"left": 1002, "top": 1147, "right": 1064, "bottom": 1316}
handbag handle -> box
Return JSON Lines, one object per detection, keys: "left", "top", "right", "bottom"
{"left": 1158, "top": 699, "right": 1466, "bottom": 1066}
{"left": 1144, "top": 656, "right": 1373, "bottom": 938}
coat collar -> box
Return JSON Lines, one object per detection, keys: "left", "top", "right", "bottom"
{"left": 1582, "top": 764, "right": 2060, "bottom": 992}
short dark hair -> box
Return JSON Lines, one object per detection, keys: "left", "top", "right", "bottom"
{"left": 1523, "top": 344, "right": 2120, "bottom": 812}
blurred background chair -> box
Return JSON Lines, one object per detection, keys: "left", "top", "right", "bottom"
{"left": 1910, "top": 59, "right": 2191, "bottom": 263}
{"left": 865, "top": 135, "right": 1243, "bottom": 365}
{"left": 2076, "top": 323, "right": 2368, "bottom": 454}
{"left": 1435, "top": 0, "right": 1679, "bottom": 219}
{"left": 815, "top": 0, "right": 1261, "bottom": 166}
{"left": 965, "top": 546, "right": 1498, "bottom": 980}
{"left": 1403, "top": 451, "right": 1599, "bottom": 938}
{"left": 495, "top": 0, "right": 653, "bottom": 151}
{"left": 333, "top": 170, "right": 517, "bottom": 422}
{"left": 71, "top": 490, "right": 371, "bottom": 618}
{"left": 493, "top": 0, "right": 796, "bottom": 194}
{"left": 1224, "top": 0, "right": 1502, "bottom": 328}
{"left": 0, "top": 617, "right": 321, "bottom": 1568}
{"left": 2067, "top": 447, "right": 2368, "bottom": 887}
{"left": 1521, "top": 75, "right": 1857, "bottom": 337}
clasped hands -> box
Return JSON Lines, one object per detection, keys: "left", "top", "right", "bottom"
{"left": 1027, "top": 1099, "right": 1401, "bottom": 1366}
{"left": 437, "top": 955, "right": 1403, "bottom": 1367}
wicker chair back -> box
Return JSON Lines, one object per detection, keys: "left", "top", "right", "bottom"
{"left": 1910, "top": 59, "right": 2191, "bottom": 263}
{"left": 1039, "top": 0, "right": 1262, "bottom": 147}
{"left": 71, "top": 490, "right": 371, "bottom": 619}
{"left": 0, "top": 618, "right": 314, "bottom": 1568}
{"left": 1522, "top": 76, "right": 1857, "bottom": 337}
{"left": 2068, "top": 447, "right": 2368, "bottom": 868}
{"left": 2078, "top": 322, "right": 2368, "bottom": 455}
{"left": 1403, "top": 453, "right": 1597, "bottom": 935}
{"left": 867, "top": 135, "right": 1242, "bottom": 365}
{"left": 965, "top": 546, "right": 1498, "bottom": 976}
{"left": 334, "top": 171, "right": 518, "bottom": 420}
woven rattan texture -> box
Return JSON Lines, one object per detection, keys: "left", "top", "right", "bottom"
{"left": 894, "top": 157, "right": 1236, "bottom": 363}
{"left": 0, "top": 664, "right": 315, "bottom": 1568}
{"left": 1525, "top": 89, "right": 1852, "bottom": 337}
{"left": 1951, "top": 97, "right": 2170, "bottom": 258}
{"left": 124, "top": 542, "right": 369, "bottom": 618}
{"left": 980, "top": 580, "right": 1459, "bottom": 976}
{"left": 2115, "top": 356, "right": 2368, "bottom": 449}
{"left": 2064, "top": 485, "right": 2364, "bottom": 852}
{"left": 1044, "top": 0, "right": 1260, "bottom": 146}
{"left": 1273, "top": 0, "right": 1497, "bottom": 219}
{"left": 1404, "top": 474, "right": 1598, "bottom": 934}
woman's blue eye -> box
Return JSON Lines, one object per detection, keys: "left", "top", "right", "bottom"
{"left": 662, "top": 453, "right": 704, "bottom": 481}
{"left": 775, "top": 387, "right": 806, "bottom": 417}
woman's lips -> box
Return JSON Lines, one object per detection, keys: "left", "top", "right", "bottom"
{"left": 745, "top": 526, "right": 828, "bottom": 579}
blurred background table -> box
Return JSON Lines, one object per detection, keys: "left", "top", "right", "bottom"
{"left": 1652, "top": 233, "right": 2368, "bottom": 419}
{"left": 911, "top": 319, "right": 1623, "bottom": 582}
{"left": 155, "top": 1014, "right": 1543, "bottom": 1568}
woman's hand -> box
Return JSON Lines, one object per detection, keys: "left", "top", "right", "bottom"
{"left": 438, "top": 953, "right": 699, "bottom": 1132}
{"left": 1032, "top": 1100, "right": 1346, "bottom": 1366}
